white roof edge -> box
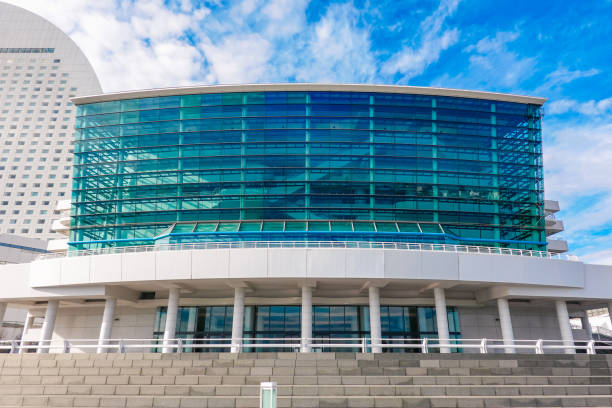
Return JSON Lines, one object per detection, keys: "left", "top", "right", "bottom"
{"left": 72, "top": 83, "right": 547, "bottom": 106}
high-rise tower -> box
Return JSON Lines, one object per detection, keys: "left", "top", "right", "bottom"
{"left": 0, "top": 2, "right": 101, "bottom": 241}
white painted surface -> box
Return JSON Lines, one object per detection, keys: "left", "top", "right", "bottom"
{"left": 556, "top": 300, "right": 575, "bottom": 354}
{"left": 97, "top": 297, "right": 116, "bottom": 353}
{"left": 368, "top": 287, "right": 381, "bottom": 353}
{"left": 0, "top": 302, "right": 6, "bottom": 323}
{"left": 24, "top": 248, "right": 586, "bottom": 289}
{"left": 300, "top": 286, "right": 312, "bottom": 352}
{"left": 269, "top": 249, "right": 307, "bottom": 278}
{"left": 156, "top": 250, "right": 191, "bottom": 280}
{"left": 191, "top": 249, "right": 230, "bottom": 279}
{"left": 497, "top": 298, "right": 515, "bottom": 353}
{"left": 434, "top": 287, "right": 450, "bottom": 353}
{"left": 90, "top": 254, "right": 122, "bottom": 283}
{"left": 38, "top": 300, "right": 58, "bottom": 353}
{"left": 231, "top": 287, "right": 245, "bottom": 353}
{"left": 162, "top": 288, "right": 179, "bottom": 353}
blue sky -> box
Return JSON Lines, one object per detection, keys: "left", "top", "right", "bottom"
{"left": 9, "top": 0, "right": 612, "bottom": 263}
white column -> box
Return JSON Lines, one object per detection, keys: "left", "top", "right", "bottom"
{"left": 97, "top": 297, "right": 117, "bottom": 354}
{"left": 434, "top": 287, "right": 450, "bottom": 353}
{"left": 231, "top": 287, "right": 245, "bottom": 353}
{"left": 497, "top": 298, "right": 515, "bottom": 353}
{"left": 19, "top": 311, "right": 31, "bottom": 354}
{"left": 162, "top": 288, "right": 180, "bottom": 353}
{"left": 581, "top": 311, "right": 593, "bottom": 340}
{"left": 37, "top": 299, "right": 59, "bottom": 354}
{"left": 555, "top": 300, "right": 575, "bottom": 354}
{"left": 368, "top": 286, "right": 382, "bottom": 353}
{"left": 0, "top": 302, "right": 7, "bottom": 323}
{"left": 300, "top": 286, "right": 313, "bottom": 352}
{"left": 608, "top": 302, "right": 612, "bottom": 328}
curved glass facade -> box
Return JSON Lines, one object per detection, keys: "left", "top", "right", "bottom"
{"left": 72, "top": 89, "right": 545, "bottom": 250}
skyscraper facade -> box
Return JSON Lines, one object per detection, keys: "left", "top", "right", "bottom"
{"left": 0, "top": 2, "right": 101, "bottom": 241}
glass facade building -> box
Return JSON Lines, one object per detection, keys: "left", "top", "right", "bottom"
{"left": 72, "top": 88, "right": 545, "bottom": 250}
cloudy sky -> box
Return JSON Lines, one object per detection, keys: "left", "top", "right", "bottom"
{"left": 6, "top": 0, "right": 612, "bottom": 263}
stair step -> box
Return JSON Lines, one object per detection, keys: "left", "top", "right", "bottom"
{"left": 2, "top": 395, "right": 612, "bottom": 408}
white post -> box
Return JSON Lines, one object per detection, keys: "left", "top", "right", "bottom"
{"left": 37, "top": 299, "right": 59, "bottom": 354}
{"left": 97, "top": 297, "right": 117, "bottom": 354}
{"left": 19, "top": 311, "right": 31, "bottom": 354}
{"left": 434, "top": 287, "right": 450, "bottom": 353}
{"left": 300, "top": 286, "right": 313, "bottom": 352}
{"left": 231, "top": 287, "right": 245, "bottom": 353}
{"left": 497, "top": 298, "right": 516, "bottom": 354}
{"left": 0, "top": 302, "right": 7, "bottom": 323}
{"left": 555, "top": 300, "right": 575, "bottom": 354}
{"left": 368, "top": 286, "right": 382, "bottom": 353}
{"left": 162, "top": 288, "right": 180, "bottom": 353}
{"left": 581, "top": 311, "right": 593, "bottom": 340}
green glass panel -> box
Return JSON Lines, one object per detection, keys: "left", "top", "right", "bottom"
{"left": 194, "top": 222, "right": 218, "bottom": 232}
{"left": 376, "top": 222, "right": 399, "bottom": 232}
{"left": 419, "top": 223, "right": 443, "bottom": 233}
{"left": 239, "top": 221, "right": 262, "bottom": 231}
{"left": 330, "top": 221, "right": 353, "bottom": 231}
{"left": 397, "top": 223, "right": 421, "bottom": 233}
{"left": 353, "top": 221, "right": 375, "bottom": 232}
{"left": 262, "top": 221, "right": 284, "bottom": 231}
{"left": 284, "top": 221, "right": 307, "bottom": 231}
{"left": 308, "top": 221, "right": 329, "bottom": 231}
{"left": 171, "top": 223, "right": 195, "bottom": 233}
{"left": 217, "top": 222, "right": 239, "bottom": 232}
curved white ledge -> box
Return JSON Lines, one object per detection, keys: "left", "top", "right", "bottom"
{"left": 72, "top": 83, "right": 546, "bottom": 106}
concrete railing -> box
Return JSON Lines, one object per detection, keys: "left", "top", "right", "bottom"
{"left": 4, "top": 337, "right": 608, "bottom": 354}
{"left": 38, "top": 241, "right": 579, "bottom": 261}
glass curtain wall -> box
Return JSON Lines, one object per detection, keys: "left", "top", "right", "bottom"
{"left": 73, "top": 91, "right": 544, "bottom": 250}
{"left": 153, "top": 305, "right": 460, "bottom": 352}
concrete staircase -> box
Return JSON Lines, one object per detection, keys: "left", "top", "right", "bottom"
{"left": 0, "top": 352, "right": 611, "bottom": 407}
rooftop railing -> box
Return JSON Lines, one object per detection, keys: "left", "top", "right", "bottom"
{"left": 3, "top": 337, "right": 607, "bottom": 354}
{"left": 38, "top": 241, "right": 578, "bottom": 261}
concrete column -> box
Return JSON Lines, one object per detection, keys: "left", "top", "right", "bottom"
{"left": 300, "top": 286, "right": 313, "bottom": 352}
{"left": 162, "top": 288, "right": 180, "bottom": 353}
{"left": 19, "top": 311, "right": 31, "bottom": 354}
{"left": 368, "top": 286, "right": 382, "bottom": 353}
{"left": 497, "top": 298, "right": 516, "bottom": 353}
{"left": 97, "top": 297, "right": 117, "bottom": 354}
{"left": 231, "top": 287, "right": 245, "bottom": 353}
{"left": 0, "top": 302, "right": 7, "bottom": 323}
{"left": 581, "top": 311, "right": 593, "bottom": 340}
{"left": 37, "top": 299, "right": 59, "bottom": 354}
{"left": 434, "top": 287, "right": 450, "bottom": 353}
{"left": 555, "top": 300, "right": 575, "bottom": 354}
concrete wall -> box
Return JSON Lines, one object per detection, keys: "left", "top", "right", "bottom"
{"left": 23, "top": 248, "right": 585, "bottom": 293}
{"left": 21, "top": 306, "right": 156, "bottom": 351}
{"left": 459, "top": 304, "right": 591, "bottom": 353}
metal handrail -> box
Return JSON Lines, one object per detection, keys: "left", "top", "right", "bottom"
{"left": 38, "top": 241, "right": 578, "bottom": 260}
{"left": 2, "top": 337, "right": 608, "bottom": 354}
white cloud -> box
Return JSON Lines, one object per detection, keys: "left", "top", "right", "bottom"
{"left": 200, "top": 33, "right": 272, "bottom": 84}
{"left": 535, "top": 66, "right": 600, "bottom": 94}
{"left": 3, "top": 0, "right": 210, "bottom": 92}
{"left": 382, "top": 0, "right": 460, "bottom": 81}
{"left": 547, "top": 97, "right": 612, "bottom": 116}
{"left": 543, "top": 119, "right": 612, "bottom": 261}
{"left": 294, "top": 2, "right": 377, "bottom": 83}
{"left": 466, "top": 30, "right": 535, "bottom": 88}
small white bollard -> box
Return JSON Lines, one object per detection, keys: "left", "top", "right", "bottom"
{"left": 260, "top": 382, "right": 277, "bottom": 408}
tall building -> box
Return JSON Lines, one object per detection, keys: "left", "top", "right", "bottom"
{"left": 0, "top": 84, "right": 608, "bottom": 355}
{"left": 0, "top": 2, "right": 101, "bottom": 241}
